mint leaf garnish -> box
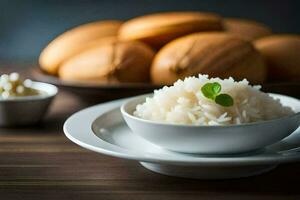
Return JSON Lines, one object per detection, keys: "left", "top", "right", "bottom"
{"left": 212, "top": 82, "right": 221, "bottom": 94}
{"left": 201, "top": 82, "right": 234, "bottom": 107}
{"left": 201, "top": 82, "right": 220, "bottom": 100}
{"left": 215, "top": 93, "right": 234, "bottom": 107}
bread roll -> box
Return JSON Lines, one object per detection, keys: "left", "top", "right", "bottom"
{"left": 224, "top": 18, "right": 272, "bottom": 41}
{"left": 254, "top": 35, "right": 300, "bottom": 81}
{"left": 39, "top": 20, "right": 122, "bottom": 75}
{"left": 59, "top": 40, "right": 155, "bottom": 83}
{"left": 151, "top": 32, "right": 266, "bottom": 85}
{"left": 119, "top": 12, "right": 223, "bottom": 49}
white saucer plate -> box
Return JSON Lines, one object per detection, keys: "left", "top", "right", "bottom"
{"left": 64, "top": 98, "right": 300, "bottom": 179}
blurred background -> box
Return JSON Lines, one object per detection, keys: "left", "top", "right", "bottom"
{"left": 0, "top": 0, "right": 299, "bottom": 64}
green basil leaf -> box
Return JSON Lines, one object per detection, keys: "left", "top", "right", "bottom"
{"left": 215, "top": 94, "right": 234, "bottom": 107}
{"left": 201, "top": 83, "right": 216, "bottom": 100}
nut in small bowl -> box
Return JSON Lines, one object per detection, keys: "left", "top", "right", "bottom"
{"left": 0, "top": 73, "right": 58, "bottom": 127}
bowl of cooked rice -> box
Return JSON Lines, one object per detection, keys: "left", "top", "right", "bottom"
{"left": 121, "top": 75, "right": 300, "bottom": 154}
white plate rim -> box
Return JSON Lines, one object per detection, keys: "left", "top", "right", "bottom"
{"left": 64, "top": 96, "right": 300, "bottom": 166}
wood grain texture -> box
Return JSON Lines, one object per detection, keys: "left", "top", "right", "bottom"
{"left": 0, "top": 66, "right": 300, "bottom": 200}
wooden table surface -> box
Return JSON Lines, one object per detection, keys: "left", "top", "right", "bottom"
{"left": 1, "top": 66, "right": 300, "bottom": 200}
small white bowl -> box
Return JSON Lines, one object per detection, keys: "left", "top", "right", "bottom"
{"left": 121, "top": 94, "right": 300, "bottom": 154}
{"left": 0, "top": 81, "right": 58, "bottom": 127}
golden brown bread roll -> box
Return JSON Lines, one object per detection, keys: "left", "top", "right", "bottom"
{"left": 254, "top": 35, "right": 300, "bottom": 81}
{"left": 39, "top": 20, "right": 122, "bottom": 75}
{"left": 118, "top": 12, "right": 223, "bottom": 49}
{"left": 58, "top": 40, "right": 155, "bottom": 83}
{"left": 224, "top": 18, "right": 272, "bottom": 41}
{"left": 151, "top": 32, "right": 266, "bottom": 85}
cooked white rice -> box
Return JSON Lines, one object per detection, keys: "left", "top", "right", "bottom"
{"left": 134, "top": 75, "right": 294, "bottom": 125}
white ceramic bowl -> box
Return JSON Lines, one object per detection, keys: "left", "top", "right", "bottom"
{"left": 0, "top": 81, "right": 58, "bottom": 127}
{"left": 121, "top": 94, "right": 300, "bottom": 154}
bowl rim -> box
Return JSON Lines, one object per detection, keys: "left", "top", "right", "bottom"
{"left": 0, "top": 81, "right": 58, "bottom": 102}
{"left": 121, "top": 93, "right": 300, "bottom": 128}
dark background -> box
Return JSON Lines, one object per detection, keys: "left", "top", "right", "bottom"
{"left": 0, "top": 0, "right": 299, "bottom": 64}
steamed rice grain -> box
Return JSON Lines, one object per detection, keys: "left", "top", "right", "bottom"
{"left": 134, "top": 75, "right": 294, "bottom": 125}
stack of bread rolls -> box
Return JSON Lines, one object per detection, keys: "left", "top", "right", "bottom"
{"left": 39, "top": 11, "right": 300, "bottom": 85}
